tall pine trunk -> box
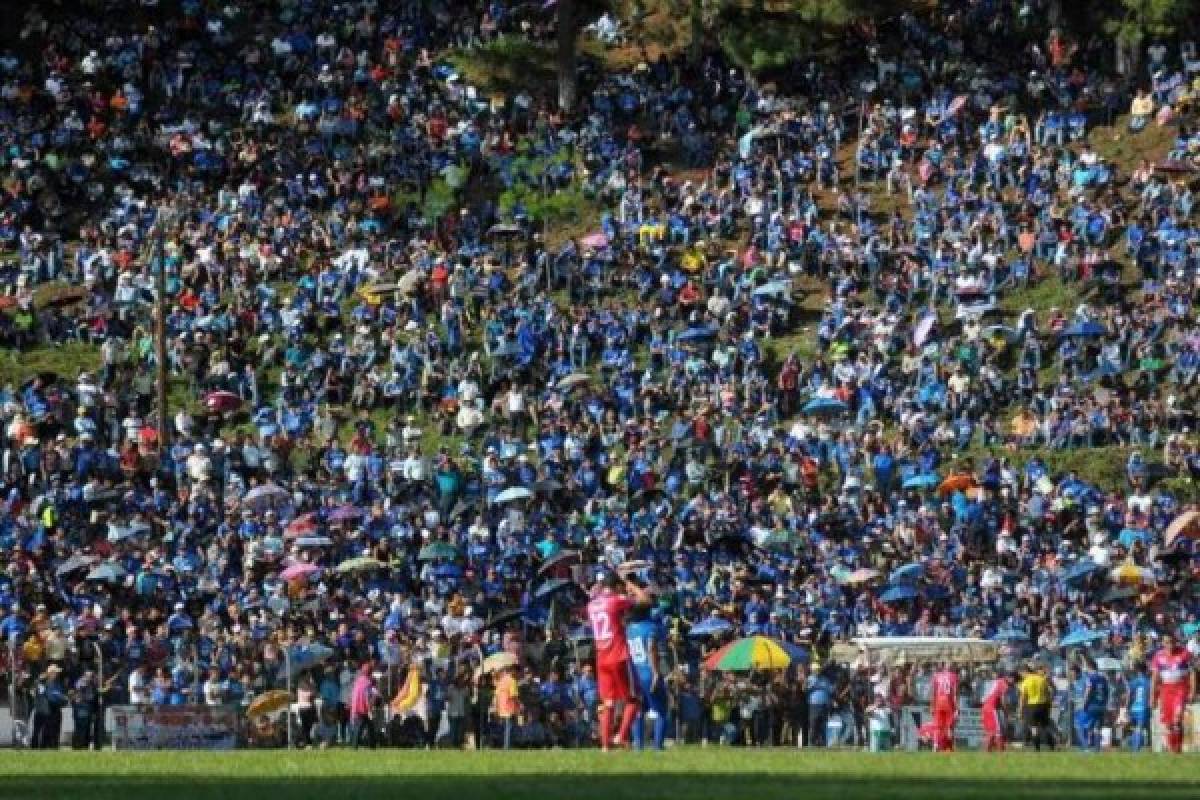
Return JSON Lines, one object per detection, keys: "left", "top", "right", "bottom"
{"left": 557, "top": 0, "right": 578, "bottom": 113}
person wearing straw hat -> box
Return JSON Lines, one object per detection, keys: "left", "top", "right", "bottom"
{"left": 30, "top": 664, "right": 67, "bottom": 749}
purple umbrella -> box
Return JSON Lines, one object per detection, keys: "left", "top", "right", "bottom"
{"left": 328, "top": 504, "right": 364, "bottom": 523}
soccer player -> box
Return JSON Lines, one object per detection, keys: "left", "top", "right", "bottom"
{"left": 930, "top": 662, "right": 959, "bottom": 751}
{"left": 1073, "top": 658, "right": 1109, "bottom": 750}
{"left": 1150, "top": 631, "right": 1195, "bottom": 753}
{"left": 586, "top": 570, "right": 650, "bottom": 751}
{"left": 1126, "top": 661, "right": 1152, "bottom": 751}
{"left": 626, "top": 605, "right": 668, "bottom": 751}
{"left": 981, "top": 668, "right": 1012, "bottom": 751}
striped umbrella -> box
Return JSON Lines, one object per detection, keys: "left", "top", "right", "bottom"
{"left": 703, "top": 636, "right": 796, "bottom": 672}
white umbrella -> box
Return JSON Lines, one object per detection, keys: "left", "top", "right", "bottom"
{"left": 556, "top": 373, "right": 591, "bottom": 390}
{"left": 242, "top": 483, "right": 290, "bottom": 510}
{"left": 493, "top": 486, "right": 533, "bottom": 505}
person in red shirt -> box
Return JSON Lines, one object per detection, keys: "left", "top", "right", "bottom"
{"left": 1151, "top": 632, "right": 1195, "bottom": 753}
{"left": 586, "top": 570, "right": 650, "bottom": 751}
{"left": 981, "top": 668, "right": 1012, "bottom": 751}
{"left": 930, "top": 663, "right": 959, "bottom": 751}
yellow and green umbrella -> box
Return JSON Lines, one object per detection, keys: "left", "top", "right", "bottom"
{"left": 335, "top": 556, "right": 386, "bottom": 574}
{"left": 702, "top": 636, "right": 801, "bottom": 672}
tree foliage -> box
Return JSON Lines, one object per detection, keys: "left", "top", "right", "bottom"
{"left": 1104, "top": 0, "right": 1194, "bottom": 45}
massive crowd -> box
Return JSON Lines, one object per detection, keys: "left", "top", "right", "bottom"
{"left": 0, "top": 0, "right": 1198, "bottom": 752}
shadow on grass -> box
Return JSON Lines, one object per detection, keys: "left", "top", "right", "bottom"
{"left": 2, "top": 773, "right": 1198, "bottom": 800}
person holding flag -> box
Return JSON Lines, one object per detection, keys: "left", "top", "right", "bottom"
{"left": 626, "top": 605, "right": 668, "bottom": 750}
{"left": 586, "top": 569, "right": 651, "bottom": 751}
{"left": 1151, "top": 631, "right": 1194, "bottom": 753}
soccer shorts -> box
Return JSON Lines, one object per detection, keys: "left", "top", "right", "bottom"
{"left": 1074, "top": 710, "right": 1099, "bottom": 740}
{"left": 596, "top": 659, "right": 632, "bottom": 703}
{"left": 1160, "top": 689, "right": 1187, "bottom": 727}
{"left": 631, "top": 669, "right": 666, "bottom": 713}
{"left": 982, "top": 707, "right": 1002, "bottom": 735}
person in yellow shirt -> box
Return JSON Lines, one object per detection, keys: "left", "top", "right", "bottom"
{"left": 1017, "top": 662, "right": 1054, "bottom": 751}
{"left": 494, "top": 666, "right": 520, "bottom": 750}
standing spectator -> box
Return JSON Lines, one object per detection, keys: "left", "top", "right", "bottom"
{"left": 69, "top": 670, "right": 100, "bottom": 750}
{"left": 446, "top": 671, "right": 470, "bottom": 749}
{"left": 295, "top": 674, "right": 318, "bottom": 749}
{"left": 348, "top": 663, "right": 378, "bottom": 750}
{"left": 806, "top": 668, "right": 833, "bottom": 747}
{"left": 30, "top": 665, "right": 66, "bottom": 749}
{"left": 425, "top": 667, "right": 447, "bottom": 748}
{"left": 494, "top": 664, "right": 521, "bottom": 750}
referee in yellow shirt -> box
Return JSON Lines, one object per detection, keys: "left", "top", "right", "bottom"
{"left": 1017, "top": 662, "right": 1054, "bottom": 751}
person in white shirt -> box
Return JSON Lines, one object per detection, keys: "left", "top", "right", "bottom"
{"left": 128, "top": 664, "right": 150, "bottom": 705}
{"left": 202, "top": 668, "right": 226, "bottom": 706}
{"left": 343, "top": 450, "right": 366, "bottom": 484}
{"left": 400, "top": 451, "right": 427, "bottom": 482}
{"left": 187, "top": 444, "right": 212, "bottom": 483}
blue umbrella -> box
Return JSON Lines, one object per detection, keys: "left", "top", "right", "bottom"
{"left": 431, "top": 564, "right": 463, "bottom": 580}
{"left": 1061, "top": 321, "right": 1108, "bottom": 338}
{"left": 1059, "top": 628, "right": 1110, "bottom": 648}
{"left": 890, "top": 563, "right": 924, "bottom": 584}
{"left": 1085, "top": 362, "right": 1123, "bottom": 381}
{"left": 802, "top": 397, "right": 847, "bottom": 416}
{"left": 923, "top": 585, "right": 952, "bottom": 601}
{"left": 688, "top": 617, "right": 734, "bottom": 638}
{"left": 779, "top": 641, "right": 810, "bottom": 663}
{"left": 903, "top": 473, "right": 941, "bottom": 490}
{"left": 880, "top": 586, "right": 919, "bottom": 603}
{"left": 676, "top": 326, "right": 718, "bottom": 343}
{"left": 1102, "top": 587, "right": 1138, "bottom": 603}
{"left": 992, "top": 629, "right": 1030, "bottom": 642}
{"left": 287, "top": 643, "right": 334, "bottom": 677}
{"left": 1062, "top": 559, "right": 1105, "bottom": 584}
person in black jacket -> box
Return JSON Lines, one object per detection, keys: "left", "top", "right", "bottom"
{"left": 30, "top": 665, "right": 67, "bottom": 749}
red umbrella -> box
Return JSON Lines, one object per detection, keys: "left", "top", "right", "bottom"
{"left": 203, "top": 390, "right": 242, "bottom": 413}
{"left": 285, "top": 513, "right": 318, "bottom": 539}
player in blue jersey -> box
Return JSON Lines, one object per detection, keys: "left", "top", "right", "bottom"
{"left": 1072, "top": 657, "right": 1109, "bottom": 750}
{"left": 626, "top": 606, "right": 668, "bottom": 750}
{"left": 1126, "top": 661, "right": 1152, "bottom": 751}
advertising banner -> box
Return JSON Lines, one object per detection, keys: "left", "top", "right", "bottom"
{"left": 107, "top": 705, "right": 239, "bottom": 750}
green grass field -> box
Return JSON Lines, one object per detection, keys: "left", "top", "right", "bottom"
{"left": 0, "top": 750, "right": 1198, "bottom": 800}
